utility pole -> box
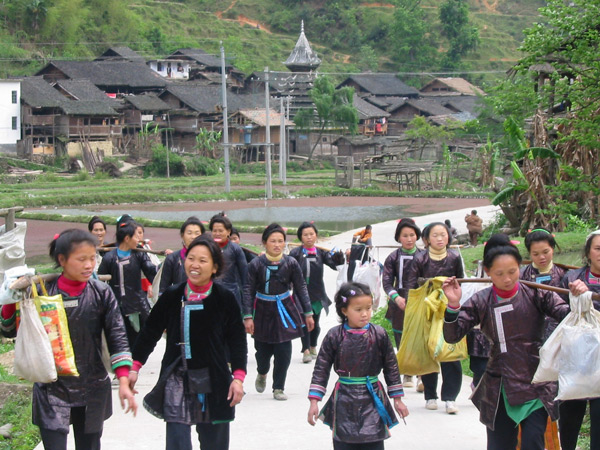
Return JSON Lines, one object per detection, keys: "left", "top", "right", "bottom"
{"left": 220, "top": 42, "right": 231, "bottom": 192}
{"left": 280, "top": 96, "right": 286, "bottom": 185}
{"left": 265, "top": 67, "right": 272, "bottom": 199}
{"left": 166, "top": 113, "right": 171, "bottom": 178}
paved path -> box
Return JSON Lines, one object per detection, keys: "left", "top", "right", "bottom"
{"left": 36, "top": 205, "right": 500, "bottom": 449}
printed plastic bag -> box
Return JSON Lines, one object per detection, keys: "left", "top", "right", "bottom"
{"left": 14, "top": 297, "right": 57, "bottom": 383}
{"left": 353, "top": 260, "right": 383, "bottom": 310}
{"left": 396, "top": 279, "right": 442, "bottom": 376}
{"left": 424, "top": 285, "right": 468, "bottom": 362}
{"left": 533, "top": 291, "right": 600, "bottom": 385}
{"left": 31, "top": 281, "right": 79, "bottom": 377}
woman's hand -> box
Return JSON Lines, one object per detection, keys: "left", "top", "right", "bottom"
{"left": 119, "top": 376, "right": 138, "bottom": 416}
{"left": 244, "top": 318, "right": 254, "bottom": 335}
{"left": 128, "top": 371, "right": 139, "bottom": 393}
{"left": 305, "top": 316, "right": 315, "bottom": 332}
{"left": 394, "top": 398, "right": 409, "bottom": 421}
{"left": 395, "top": 296, "right": 406, "bottom": 311}
{"left": 442, "top": 277, "right": 462, "bottom": 308}
{"left": 569, "top": 279, "right": 589, "bottom": 296}
{"left": 307, "top": 399, "right": 320, "bottom": 425}
{"left": 228, "top": 379, "right": 244, "bottom": 407}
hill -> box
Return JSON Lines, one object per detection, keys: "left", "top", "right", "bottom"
{"left": 0, "top": 0, "right": 545, "bottom": 84}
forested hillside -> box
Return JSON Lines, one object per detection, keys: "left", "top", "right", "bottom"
{"left": 0, "top": 0, "right": 545, "bottom": 83}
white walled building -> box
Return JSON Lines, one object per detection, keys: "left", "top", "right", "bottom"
{"left": 0, "top": 79, "right": 21, "bottom": 150}
{"left": 147, "top": 59, "right": 190, "bottom": 79}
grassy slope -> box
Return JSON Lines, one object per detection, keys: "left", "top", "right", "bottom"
{"left": 0, "top": 0, "right": 544, "bottom": 78}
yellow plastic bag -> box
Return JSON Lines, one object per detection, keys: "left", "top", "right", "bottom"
{"left": 31, "top": 281, "right": 79, "bottom": 377}
{"left": 424, "top": 284, "right": 468, "bottom": 362}
{"left": 396, "top": 279, "right": 442, "bottom": 376}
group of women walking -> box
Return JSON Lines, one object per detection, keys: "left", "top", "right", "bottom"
{"left": 1, "top": 212, "right": 599, "bottom": 450}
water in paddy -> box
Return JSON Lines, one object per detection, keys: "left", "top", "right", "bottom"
{"left": 41, "top": 204, "right": 406, "bottom": 232}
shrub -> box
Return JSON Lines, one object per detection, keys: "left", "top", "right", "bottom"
{"left": 144, "top": 145, "right": 185, "bottom": 176}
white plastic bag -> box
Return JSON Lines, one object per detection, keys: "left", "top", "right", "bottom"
{"left": 0, "top": 223, "right": 27, "bottom": 285}
{"left": 13, "top": 297, "right": 57, "bottom": 383}
{"left": 0, "top": 265, "right": 35, "bottom": 305}
{"left": 556, "top": 323, "right": 600, "bottom": 400}
{"left": 335, "top": 263, "right": 348, "bottom": 294}
{"left": 533, "top": 291, "right": 600, "bottom": 390}
{"left": 352, "top": 260, "right": 383, "bottom": 309}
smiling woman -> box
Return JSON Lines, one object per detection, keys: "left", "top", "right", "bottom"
{"left": 130, "top": 235, "right": 248, "bottom": 450}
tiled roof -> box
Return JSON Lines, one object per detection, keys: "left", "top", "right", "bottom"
{"left": 21, "top": 77, "right": 119, "bottom": 116}
{"left": 125, "top": 93, "right": 171, "bottom": 111}
{"left": 421, "top": 77, "right": 485, "bottom": 96}
{"left": 353, "top": 94, "right": 390, "bottom": 120}
{"left": 339, "top": 74, "right": 419, "bottom": 97}
{"left": 95, "top": 46, "right": 145, "bottom": 62}
{"left": 55, "top": 79, "right": 113, "bottom": 101}
{"left": 238, "top": 109, "right": 293, "bottom": 127}
{"left": 38, "top": 60, "right": 166, "bottom": 89}
{"left": 169, "top": 49, "right": 229, "bottom": 69}
{"left": 161, "top": 84, "right": 263, "bottom": 114}
{"left": 388, "top": 98, "right": 455, "bottom": 116}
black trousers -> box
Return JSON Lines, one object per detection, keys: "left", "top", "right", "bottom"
{"left": 559, "top": 398, "right": 600, "bottom": 450}
{"left": 487, "top": 398, "right": 548, "bottom": 450}
{"left": 40, "top": 407, "right": 102, "bottom": 450}
{"left": 470, "top": 356, "right": 489, "bottom": 388}
{"left": 301, "top": 312, "right": 321, "bottom": 352}
{"left": 422, "top": 360, "right": 462, "bottom": 401}
{"left": 166, "top": 422, "right": 230, "bottom": 450}
{"left": 393, "top": 331, "right": 402, "bottom": 350}
{"left": 333, "top": 439, "right": 384, "bottom": 450}
{"left": 255, "top": 340, "right": 292, "bottom": 390}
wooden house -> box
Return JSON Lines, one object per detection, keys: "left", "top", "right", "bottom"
{"left": 386, "top": 98, "right": 455, "bottom": 134}
{"left": 94, "top": 46, "right": 146, "bottom": 63}
{"left": 166, "top": 49, "right": 245, "bottom": 89}
{"left": 158, "top": 84, "right": 262, "bottom": 152}
{"left": 19, "top": 77, "right": 121, "bottom": 160}
{"left": 353, "top": 94, "right": 390, "bottom": 136}
{"left": 332, "top": 135, "right": 382, "bottom": 159}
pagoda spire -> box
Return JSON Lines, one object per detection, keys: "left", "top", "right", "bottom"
{"left": 284, "top": 21, "right": 321, "bottom": 72}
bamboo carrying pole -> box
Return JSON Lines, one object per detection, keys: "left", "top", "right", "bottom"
{"left": 521, "top": 260, "right": 581, "bottom": 271}
{"left": 452, "top": 277, "right": 600, "bottom": 302}
{"left": 10, "top": 273, "right": 111, "bottom": 291}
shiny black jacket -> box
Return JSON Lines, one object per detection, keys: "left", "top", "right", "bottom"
{"left": 98, "top": 248, "right": 157, "bottom": 316}
{"left": 32, "top": 279, "right": 131, "bottom": 434}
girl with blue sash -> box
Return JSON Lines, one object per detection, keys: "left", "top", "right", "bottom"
{"left": 308, "top": 282, "right": 408, "bottom": 450}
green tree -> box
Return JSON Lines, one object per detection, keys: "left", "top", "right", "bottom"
{"left": 405, "top": 115, "right": 454, "bottom": 160}
{"left": 356, "top": 44, "right": 379, "bottom": 71}
{"left": 194, "top": 128, "right": 222, "bottom": 159}
{"left": 26, "top": 0, "right": 46, "bottom": 32}
{"left": 390, "top": 0, "right": 437, "bottom": 71}
{"left": 294, "top": 75, "right": 358, "bottom": 162}
{"left": 438, "top": 0, "right": 479, "bottom": 70}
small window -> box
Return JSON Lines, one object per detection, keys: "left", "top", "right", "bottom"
{"left": 157, "top": 62, "right": 163, "bottom": 71}
{"left": 12, "top": 91, "right": 17, "bottom": 103}
{"left": 12, "top": 116, "right": 17, "bottom": 130}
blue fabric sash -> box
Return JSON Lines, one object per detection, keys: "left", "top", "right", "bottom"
{"left": 255, "top": 291, "right": 296, "bottom": 329}
{"left": 338, "top": 376, "right": 394, "bottom": 427}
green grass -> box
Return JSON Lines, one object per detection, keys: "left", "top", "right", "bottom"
{"left": 0, "top": 341, "right": 39, "bottom": 450}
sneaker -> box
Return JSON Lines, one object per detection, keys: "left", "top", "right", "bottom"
{"left": 302, "top": 350, "right": 312, "bottom": 364}
{"left": 425, "top": 399, "right": 438, "bottom": 410}
{"left": 445, "top": 401, "right": 459, "bottom": 414}
{"left": 255, "top": 374, "right": 267, "bottom": 393}
{"left": 273, "top": 389, "right": 288, "bottom": 401}
{"left": 416, "top": 377, "right": 425, "bottom": 393}
{"left": 310, "top": 347, "right": 318, "bottom": 360}
{"left": 402, "top": 375, "right": 414, "bottom": 388}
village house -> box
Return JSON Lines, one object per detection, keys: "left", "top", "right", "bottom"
{"left": 158, "top": 84, "right": 262, "bottom": 152}
{"left": 386, "top": 98, "right": 456, "bottom": 133}
{"left": 18, "top": 77, "right": 121, "bottom": 161}
{"left": 225, "top": 108, "right": 293, "bottom": 162}
{"left": 148, "top": 59, "right": 191, "bottom": 80}
{"left": 353, "top": 94, "right": 390, "bottom": 136}
{"left": 420, "top": 77, "right": 485, "bottom": 97}
{"left": 166, "top": 48, "right": 245, "bottom": 89}
{"left": 337, "top": 74, "right": 420, "bottom": 100}
{"left": 0, "top": 79, "right": 21, "bottom": 153}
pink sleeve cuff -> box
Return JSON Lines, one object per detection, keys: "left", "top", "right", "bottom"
{"left": 132, "top": 360, "right": 143, "bottom": 372}
{"left": 115, "top": 366, "right": 129, "bottom": 379}
{"left": 1, "top": 304, "right": 16, "bottom": 320}
{"left": 233, "top": 369, "right": 246, "bottom": 382}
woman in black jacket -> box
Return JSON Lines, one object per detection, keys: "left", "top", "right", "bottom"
{"left": 98, "top": 221, "right": 157, "bottom": 347}
{"left": 130, "top": 235, "right": 247, "bottom": 450}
